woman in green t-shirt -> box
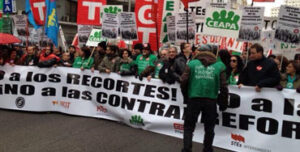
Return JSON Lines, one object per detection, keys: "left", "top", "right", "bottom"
{"left": 228, "top": 55, "right": 244, "bottom": 85}
{"left": 119, "top": 49, "right": 134, "bottom": 76}
{"left": 72, "top": 46, "right": 94, "bottom": 70}
{"left": 279, "top": 61, "right": 300, "bottom": 89}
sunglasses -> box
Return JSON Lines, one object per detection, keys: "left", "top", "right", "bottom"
{"left": 230, "top": 60, "right": 237, "bottom": 63}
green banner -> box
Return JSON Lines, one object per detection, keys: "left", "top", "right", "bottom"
{"left": 0, "top": 0, "right": 3, "bottom": 11}
{"left": 0, "top": 16, "right": 12, "bottom": 34}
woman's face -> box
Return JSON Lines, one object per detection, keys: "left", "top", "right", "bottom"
{"left": 122, "top": 51, "right": 129, "bottom": 59}
{"left": 286, "top": 63, "right": 296, "bottom": 75}
{"left": 230, "top": 56, "right": 238, "bottom": 69}
{"left": 79, "top": 49, "right": 85, "bottom": 57}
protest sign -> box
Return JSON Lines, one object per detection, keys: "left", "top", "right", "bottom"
{"left": 29, "top": 0, "right": 46, "bottom": 25}
{"left": 175, "top": 12, "right": 196, "bottom": 43}
{"left": 187, "top": 0, "right": 209, "bottom": 33}
{"left": 167, "top": 16, "right": 176, "bottom": 43}
{"left": 203, "top": 8, "right": 242, "bottom": 38}
{"left": 77, "top": 0, "right": 106, "bottom": 26}
{"left": 12, "top": 15, "right": 27, "bottom": 43}
{"left": 238, "top": 7, "right": 265, "bottom": 42}
{"left": 77, "top": 25, "right": 93, "bottom": 47}
{"left": 119, "top": 12, "right": 138, "bottom": 41}
{"left": 275, "top": 5, "right": 300, "bottom": 45}
{"left": 195, "top": 33, "right": 246, "bottom": 52}
{"left": 135, "top": 0, "right": 159, "bottom": 51}
{"left": 160, "top": 0, "right": 179, "bottom": 43}
{"left": 86, "top": 29, "right": 106, "bottom": 47}
{"left": 0, "top": 65, "right": 299, "bottom": 152}
{"left": 3, "top": 0, "right": 13, "bottom": 13}
{"left": 102, "top": 13, "right": 119, "bottom": 39}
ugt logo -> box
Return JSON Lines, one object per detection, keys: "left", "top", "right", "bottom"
{"left": 129, "top": 115, "right": 145, "bottom": 126}
{"left": 206, "top": 10, "right": 240, "bottom": 31}
{"left": 231, "top": 133, "right": 245, "bottom": 147}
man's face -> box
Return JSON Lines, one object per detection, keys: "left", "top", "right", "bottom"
{"left": 69, "top": 47, "right": 75, "bottom": 53}
{"left": 160, "top": 49, "right": 168, "bottom": 59}
{"left": 106, "top": 47, "right": 113, "bottom": 55}
{"left": 249, "top": 48, "right": 262, "bottom": 61}
{"left": 62, "top": 53, "right": 70, "bottom": 61}
{"left": 97, "top": 46, "right": 105, "bottom": 54}
{"left": 183, "top": 43, "right": 191, "bottom": 54}
{"left": 168, "top": 48, "right": 177, "bottom": 59}
{"left": 45, "top": 47, "right": 51, "bottom": 55}
{"left": 27, "top": 47, "right": 34, "bottom": 55}
{"left": 133, "top": 49, "right": 141, "bottom": 56}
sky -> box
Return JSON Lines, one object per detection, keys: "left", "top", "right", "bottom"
{"left": 246, "top": 0, "right": 285, "bottom": 16}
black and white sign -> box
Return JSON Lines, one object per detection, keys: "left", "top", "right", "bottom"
{"left": 119, "top": 12, "right": 138, "bottom": 41}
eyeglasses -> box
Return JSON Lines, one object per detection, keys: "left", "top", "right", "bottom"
{"left": 230, "top": 60, "right": 237, "bottom": 63}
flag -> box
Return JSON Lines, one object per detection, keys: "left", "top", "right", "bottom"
{"left": 151, "top": 0, "right": 158, "bottom": 22}
{"left": 72, "top": 33, "right": 79, "bottom": 49}
{"left": 25, "top": 0, "right": 40, "bottom": 29}
{"left": 181, "top": 0, "right": 200, "bottom": 9}
{"left": 253, "top": 0, "right": 275, "bottom": 2}
{"left": 45, "top": 0, "right": 59, "bottom": 47}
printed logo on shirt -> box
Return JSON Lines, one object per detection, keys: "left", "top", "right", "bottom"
{"left": 256, "top": 66, "right": 262, "bottom": 71}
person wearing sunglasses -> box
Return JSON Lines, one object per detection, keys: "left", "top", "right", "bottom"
{"left": 228, "top": 55, "right": 244, "bottom": 85}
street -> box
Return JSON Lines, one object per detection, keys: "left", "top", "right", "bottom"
{"left": 0, "top": 109, "right": 231, "bottom": 152}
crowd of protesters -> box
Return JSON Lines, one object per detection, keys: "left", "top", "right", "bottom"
{"left": 1, "top": 42, "right": 300, "bottom": 92}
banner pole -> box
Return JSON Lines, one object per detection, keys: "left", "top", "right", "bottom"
{"left": 86, "top": 47, "right": 96, "bottom": 69}
{"left": 186, "top": 8, "right": 189, "bottom": 43}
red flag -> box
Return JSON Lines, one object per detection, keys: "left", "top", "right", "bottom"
{"left": 253, "top": 0, "right": 275, "bottom": 2}
{"left": 30, "top": 0, "right": 46, "bottom": 25}
{"left": 72, "top": 33, "right": 79, "bottom": 49}
{"left": 181, "top": 0, "right": 200, "bottom": 9}
{"left": 77, "top": 0, "right": 106, "bottom": 25}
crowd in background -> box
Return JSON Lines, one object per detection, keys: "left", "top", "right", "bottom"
{"left": 0, "top": 42, "right": 300, "bottom": 92}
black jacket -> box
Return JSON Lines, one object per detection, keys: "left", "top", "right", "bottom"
{"left": 159, "top": 58, "right": 177, "bottom": 84}
{"left": 238, "top": 56, "right": 280, "bottom": 87}
{"left": 171, "top": 53, "right": 192, "bottom": 82}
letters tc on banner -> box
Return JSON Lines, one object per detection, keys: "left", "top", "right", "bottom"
{"left": 30, "top": 0, "right": 46, "bottom": 25}
{"left": 77, "top": 0, "right": 107, "bottom": 26}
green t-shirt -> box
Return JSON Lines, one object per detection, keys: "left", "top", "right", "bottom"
{"left": 286, "top": 75, "right": 296, "bottom": 89}
{"left": 228, "top": 72, "right": 239, "bottom": 85}
{"left": 135, "top": 54, "right": 157, "bottom": 75}
{"left": 188, "top": 59, "right": 225, "bottom": 99}
{"left": 154, "top": 61, "right": 164, "bottom": 78}
{"left": 72, "top": 57, "right": 94, "bottom": 69}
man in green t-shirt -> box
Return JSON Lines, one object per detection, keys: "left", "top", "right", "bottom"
{"left": 134, "top": 43, "right": 157, "bottom": 80}
{"left": 180, "top": 45, "right": 229, "bottom": 152}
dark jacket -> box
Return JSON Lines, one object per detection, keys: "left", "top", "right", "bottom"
{"left": 159, "top": 57, "right": 178, "bottom": 84}
{"left": 280, "top": 73, "right": 300, "bottom": 89}
{"left": 181, "top": 52, "right": 228, "bottom": 106}
{"left": 238, "top": 56, "right": 280, "bottom": 87}
{"left": 172, "top": 53, "right": 192, "bottom": 82}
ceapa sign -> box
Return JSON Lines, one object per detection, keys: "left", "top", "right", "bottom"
{"left": 86, "top": 29, "right": 106, "bottom": 47}
{"left": 203, "top": 7, "right": 242, "bottom": 38}
{"left": 77, "top": 0, "right": 107, "bottom": 26}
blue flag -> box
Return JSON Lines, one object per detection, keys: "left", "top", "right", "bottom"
{"left": 25, "top": 0, "right": 40, "bottom": 29}
{"left": 45, "top": 0, "right": 59, "bottom": 47}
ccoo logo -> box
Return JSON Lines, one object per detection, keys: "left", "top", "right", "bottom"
{"left": 15, "top": 97, "right": 25, "bottom": 109}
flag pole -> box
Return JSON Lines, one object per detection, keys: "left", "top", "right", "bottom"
{"left": 186, "top": 8, "right": 189, "bottom": 43}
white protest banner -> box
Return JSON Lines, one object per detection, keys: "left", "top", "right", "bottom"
{"left": 175, "top": 12, "right": 196, "bottom": 43}
{"left": 263, "top": 17, "right": 277, "bottom": 31}
{"left": 59, "top": 25, "right": 67, "bottom": 52}
{"left": 29, "top": 28, "right": 42, "bottom": 46}
{"left": 78, "top": 25, "right": 93, "bottom": 47}
{"left": 0, "top": 65, "right": 299, "bottom": 152}
{"left": 188, "top": 0, "right": 209, "bottom": 33}
{"left": 238, "top": 7, "right": 265, "bottom": 42}
{"left": 86, "top": 29, "right": 107, "bottom": 47}
{"left": 12, "top": 15, "right": 27, "bottom": 44}
{"left": 102, "top": 13, "right": 119, "bottom": 39}
{"left": 167, "top": 15, "right": 176, "bottom": 43}
{"left": 160, "top": 0, "right": 179, "bottom": 43}
{"left": 119, "top": 12, "right": 138, "bottom": 41}
{"left": 195, "top": 33, "right": 246, "bottom": 52}
{"left": 275, "top": 5, "right": 300, "bottom": 45}
{"left": 210, "top": 2, "right": 230, "bottom": 9}
{"left": 203, "top": 8, "right": 242, "bottom": 38}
